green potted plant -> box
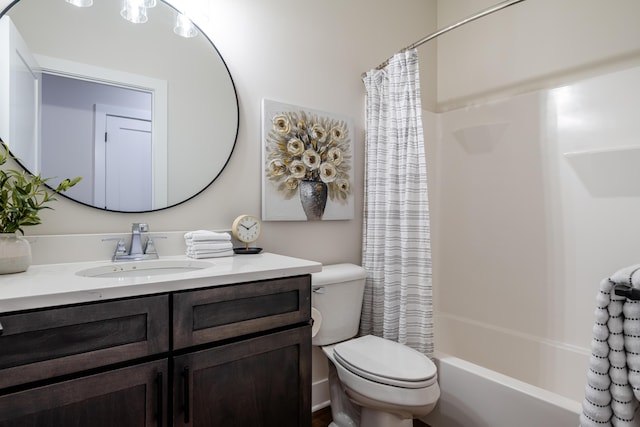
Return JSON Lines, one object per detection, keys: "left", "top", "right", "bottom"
{"left": 0, "top": 141, "right": 81, "bottom": 274}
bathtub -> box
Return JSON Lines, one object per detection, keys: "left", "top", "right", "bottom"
{"left": 421, "top": 353, "right": 582, "bottom": 427}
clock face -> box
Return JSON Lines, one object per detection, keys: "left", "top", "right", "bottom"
{"left": 232, "top": 215, "right": 261, "bottom": 243}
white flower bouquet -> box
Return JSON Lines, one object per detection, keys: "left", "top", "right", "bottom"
{"left": 265, "top": 110, "right": 352, "bottom": 202}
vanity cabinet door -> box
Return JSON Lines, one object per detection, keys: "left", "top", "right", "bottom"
{"left": 172, "top": 275, "right": 311, "bottom": 349}
{"left": 173, "top": 325, "right": 311, "bottom": 427}
{"left": 0, "top": 359, "right": 167, "bottom": 427}
{"left": 0, "top": 294, "right": 169, "bottom": 390}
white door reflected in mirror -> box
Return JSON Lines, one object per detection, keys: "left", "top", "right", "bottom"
{"left": 104, "top": 115, "right": 152, "bottom": 211}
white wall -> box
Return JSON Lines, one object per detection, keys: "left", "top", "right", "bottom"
{"left": 432, "top": 0, "right": 640, "bottom": 403}
{"left": 436, "top": 0, "right": 640, "bottom": 110}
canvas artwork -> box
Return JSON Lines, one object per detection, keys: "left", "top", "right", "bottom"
{"left": 261, "top": 99, "right": 355, "bottom": 221}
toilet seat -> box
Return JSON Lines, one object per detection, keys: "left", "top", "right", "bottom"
{"left": 333, "top": 335, "right": 437, "bottom": 389}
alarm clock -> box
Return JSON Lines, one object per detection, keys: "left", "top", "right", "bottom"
{"left": 231, "top": 214, "right": 263, "bottom": 254}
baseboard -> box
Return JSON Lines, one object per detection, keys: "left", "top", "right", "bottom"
{"left": 312, "top": 378, "right": 330, "bottom": 412}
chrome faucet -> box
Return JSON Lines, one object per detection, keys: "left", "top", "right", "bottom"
{"left": 108, "top": 223, "right": 161, "bottom": 262}
{"left": 129, "top": 222, "right": 146, "bottom": 257}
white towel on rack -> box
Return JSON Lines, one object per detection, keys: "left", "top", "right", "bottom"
{"left": 580, "top": 265, "right": 640, "bottom": 427}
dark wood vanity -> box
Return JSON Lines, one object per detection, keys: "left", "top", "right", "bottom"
{"left": 0, "top": 275, "right": 311, "bottom": 427}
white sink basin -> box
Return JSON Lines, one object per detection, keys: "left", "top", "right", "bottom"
{"left": 76, "top": 260, "right": 214, "bottom": 278}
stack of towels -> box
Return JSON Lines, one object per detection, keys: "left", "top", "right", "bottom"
{"left": 184, "top": 230, "right": 233, "bottom": 259}
{"left": 581, "top": 264, "right": 640, "bottom": 426}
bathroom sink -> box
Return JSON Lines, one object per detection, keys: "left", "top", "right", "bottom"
{"left": 76, "top": 260, "right": 214, "bottom": 278}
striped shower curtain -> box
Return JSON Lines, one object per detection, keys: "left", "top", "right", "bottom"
{"left": 360, "top": 49, "right": 434, "bottom": 356}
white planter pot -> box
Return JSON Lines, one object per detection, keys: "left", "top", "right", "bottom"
{"left": 0, "top": 233, "right": 32, "bottom": 274}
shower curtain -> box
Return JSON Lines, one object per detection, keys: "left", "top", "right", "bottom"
{"left": 360, "top": 49, "right": 434, "bottom": 356}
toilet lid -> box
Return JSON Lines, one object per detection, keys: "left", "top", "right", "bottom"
{"left": 333, "top": 335, "right": 437, "bottom": 389}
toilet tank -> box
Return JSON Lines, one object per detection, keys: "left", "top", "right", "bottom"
{"left": 311, "top": 263, "right": 367, "bottom": 346}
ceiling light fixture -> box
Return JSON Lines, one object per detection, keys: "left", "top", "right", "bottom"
{"left": 173, "top": 12, "right": 197, "bottom": 38}
{"left": 64, "top": 0, "right": 201, "bottom": 39}
{"left": 121, "top": 0, "right": 148, "bottom": 24}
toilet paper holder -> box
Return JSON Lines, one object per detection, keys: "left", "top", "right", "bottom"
{"left": 310, "top": 307, "right": 322, "bottom": 337}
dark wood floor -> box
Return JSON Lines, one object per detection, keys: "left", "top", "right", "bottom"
{"left": 312, "top": 406, "right": 430, "bottom": 427}
{"left": 311, "top": 407, "right": 333, "bottom": 427}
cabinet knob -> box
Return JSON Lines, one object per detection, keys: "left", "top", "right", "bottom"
{"left": 0, "top": 320, "right": 3, "bottom": 336}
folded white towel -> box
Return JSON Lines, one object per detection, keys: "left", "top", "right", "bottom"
{"left": 184, "top": 230, "right": 231, "bottom": 242}
{"left": 187, "top": 241, "right": 233, "bottom": 252}
{"left": 187, "top": 249, "right": 234, "bottom": 259}
{"left": 187, "top": 247, "right": 231, "bottom": 254}
{"left": 187, "top": 248, "right": 232, "bottom": 256}
{"left": 183, "top": 233, "right": 234, "bottom": 259}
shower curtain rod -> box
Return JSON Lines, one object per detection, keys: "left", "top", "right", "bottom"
{"left": 363, "top": 0, "right": 528, "bottom": 77}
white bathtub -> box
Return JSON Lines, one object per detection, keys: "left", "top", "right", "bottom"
{"left": 422, "top": 353, "right": 582, "bottom": 427}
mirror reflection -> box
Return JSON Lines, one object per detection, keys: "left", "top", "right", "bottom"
{"left": 0, "top": 0, "right": 238, "bottom": 212}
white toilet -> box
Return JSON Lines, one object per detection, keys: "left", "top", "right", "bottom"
{"left": 312, "top": 264, "right": 440, "bottom": 427}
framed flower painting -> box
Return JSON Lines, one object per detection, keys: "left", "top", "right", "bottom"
{"left": 261, "top": 99, "right": 355, "bottom": 221}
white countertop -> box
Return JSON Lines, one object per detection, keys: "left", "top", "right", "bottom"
{"left": 0, "top": 253, "right": 322, "bottom": 313}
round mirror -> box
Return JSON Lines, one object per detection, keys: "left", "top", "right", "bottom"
{"left": 0, "top": 0, "right": 239, "bottom": 212}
